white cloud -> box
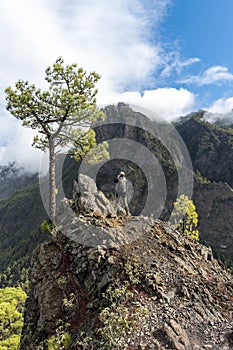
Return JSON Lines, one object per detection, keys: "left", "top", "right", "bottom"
{"left": 113, "top": 87, "right": 195, "bottom": 120}
{"left": 0, "top": 1, "right": 63, "bottom": 87}
{"left": 161, "top": 56, "right": 200, "bottom": 78}
{"left": 180, "top": 65, "right": 233, "bottom": 86}
{"left": 0, "top": 0, "right": 170, "bottom": 93}
{"left": 203, "top": 110, "right": 233, "bottom": 125}
{"left": 0, "top": 0, "right": 200, "bottom": 171}
{"left": 207, "top": 96, "right": 233, "bottom": 114}
{"left": 0, "top": 111, "right": 43, "bottom": 172}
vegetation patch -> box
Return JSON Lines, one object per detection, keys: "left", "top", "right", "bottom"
{"left": 0, "top": 287, "right": 27, "bottom": 350}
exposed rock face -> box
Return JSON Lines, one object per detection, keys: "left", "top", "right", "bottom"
{"left": 176, "top": 112, "right": 233, "bottom": 188}
{"left": 72, "top": 174, "right": 116, "bottom": 218}
{"left": 20, "top": 176, "right": 233, "bottom": 350}
{"left": 193, "top": 181, "right": 233, "bottom": 260}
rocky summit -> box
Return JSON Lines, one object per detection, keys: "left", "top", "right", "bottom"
{"left": 20, "top": 175, "right": 233, "bottom": 350}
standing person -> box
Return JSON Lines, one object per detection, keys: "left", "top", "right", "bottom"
{"left": 115, "top": 171, "right": 130, "bottom": 215}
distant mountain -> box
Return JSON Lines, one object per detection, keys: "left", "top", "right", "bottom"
{"left": 175, "top": 111, "right": 233, "bottom": 187}
{"left": 0, "top": 162, "right": 38, "bottom": 200}
{"left": 95, "top": 105, "right": 233, "bottom": 266}
{"left": 174, "top": 112, "right": 233, "bottom": 266}
{"left": 1, "top": 104, "right": 233, "bottom": 290}
{"left": 193, "top": 181, "right": 233, "bottom": 266}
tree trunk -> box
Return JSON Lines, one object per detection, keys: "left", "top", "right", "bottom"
{"left": 49, "top": 137, "right": 56, "bottom": 223}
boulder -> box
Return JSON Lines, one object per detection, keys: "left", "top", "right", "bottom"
{"left": 73, "top": 174, "right": 116, "bottom": 217}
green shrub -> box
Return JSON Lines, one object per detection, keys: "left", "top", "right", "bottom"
{"left": 99, "top": 282, "right": 150, "bottom": 349}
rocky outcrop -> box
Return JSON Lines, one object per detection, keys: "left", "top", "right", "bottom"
{"left": 72, "top": 174, "right": 116, "bottom": 218}
{"left": 20, "top": 175, "right": 233, "bottom": 349}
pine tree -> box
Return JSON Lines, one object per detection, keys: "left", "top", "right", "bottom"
{"left": 5, "top": 57, "right": 108, "bottom": 222}
{"left": 171, "top": 194, "right": 199, "bottom": 240}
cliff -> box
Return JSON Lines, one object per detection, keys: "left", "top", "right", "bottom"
{"left": 20, "top": 175, "right": 233, "bottom": 350}
{"left": 193, "top": 181, "right": 233, "bottom": 262}
{"left": 176, "top": 112, "right": 233, "bottom": 188}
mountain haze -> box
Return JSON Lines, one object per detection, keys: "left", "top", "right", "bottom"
{"left": 0, "top": 163, "right": 38, "bottom": 200}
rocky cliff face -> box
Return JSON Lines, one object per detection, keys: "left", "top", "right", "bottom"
{"left": 193, "top": 181, "right": 233, "bottom": 261}
{"left": 20, "top": 176, "right": 233, "bottom": 350}
{"left": 176, "top": 112, "right": 233, "bottom": 188}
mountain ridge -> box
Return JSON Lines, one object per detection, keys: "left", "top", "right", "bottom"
{"left": 19, "top": 175, "right": 233, "bottom": 350}
{"left": 1, "top": 104, "right": 233, "bottom": 289}
{"left": 175, "top": 111, "right": 233, "bottom": 187}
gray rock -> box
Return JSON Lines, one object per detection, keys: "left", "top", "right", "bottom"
{"left": 72, "top": 175, "right": 116, "bottom": 217}
{"left": 163, "top": 319, "right": 191, "bottom": 350}
{"left": 75, "top": 174, "right": 98, "bottom": 195}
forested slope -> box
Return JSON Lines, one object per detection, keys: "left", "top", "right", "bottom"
{"left": 0, "top": 183, "right": 48, "bottom": 288}
{"left": 0, "top": 163, "right": 38, "bottom": 201}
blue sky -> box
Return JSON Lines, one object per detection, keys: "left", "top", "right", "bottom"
{"left": 0, "top": 0, "right": 233, "bottom": 169}
{"left": 163, "top": 0, "right": 233, "bottom": 108}
{"left": 167, "top": 0, "right": 232, "bottom": 65}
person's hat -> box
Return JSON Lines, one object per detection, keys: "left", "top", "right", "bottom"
{"left": 119, "top": 171, "right": 125, "bottom": 176}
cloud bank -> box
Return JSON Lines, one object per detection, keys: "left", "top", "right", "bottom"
{"left": 0, "top": 0, "right": 191, "bottom": 171}
{"left": 207, "top": 96, "right": 233, "bottom": 114}
{"left": 112, "top": 88, "right": 195, "bottom": 120}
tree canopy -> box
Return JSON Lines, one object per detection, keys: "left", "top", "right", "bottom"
{"left": 0, "top": 287, "right": 27, "bottom": 350}
{"left": 5, "top": 57, "right": 108, "bottom": 221}
{"left": 5, "top": 57, "right": 103, "bottom": 152}
{"left": 171, "top": 194, "right": 199, "bottom": 241}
